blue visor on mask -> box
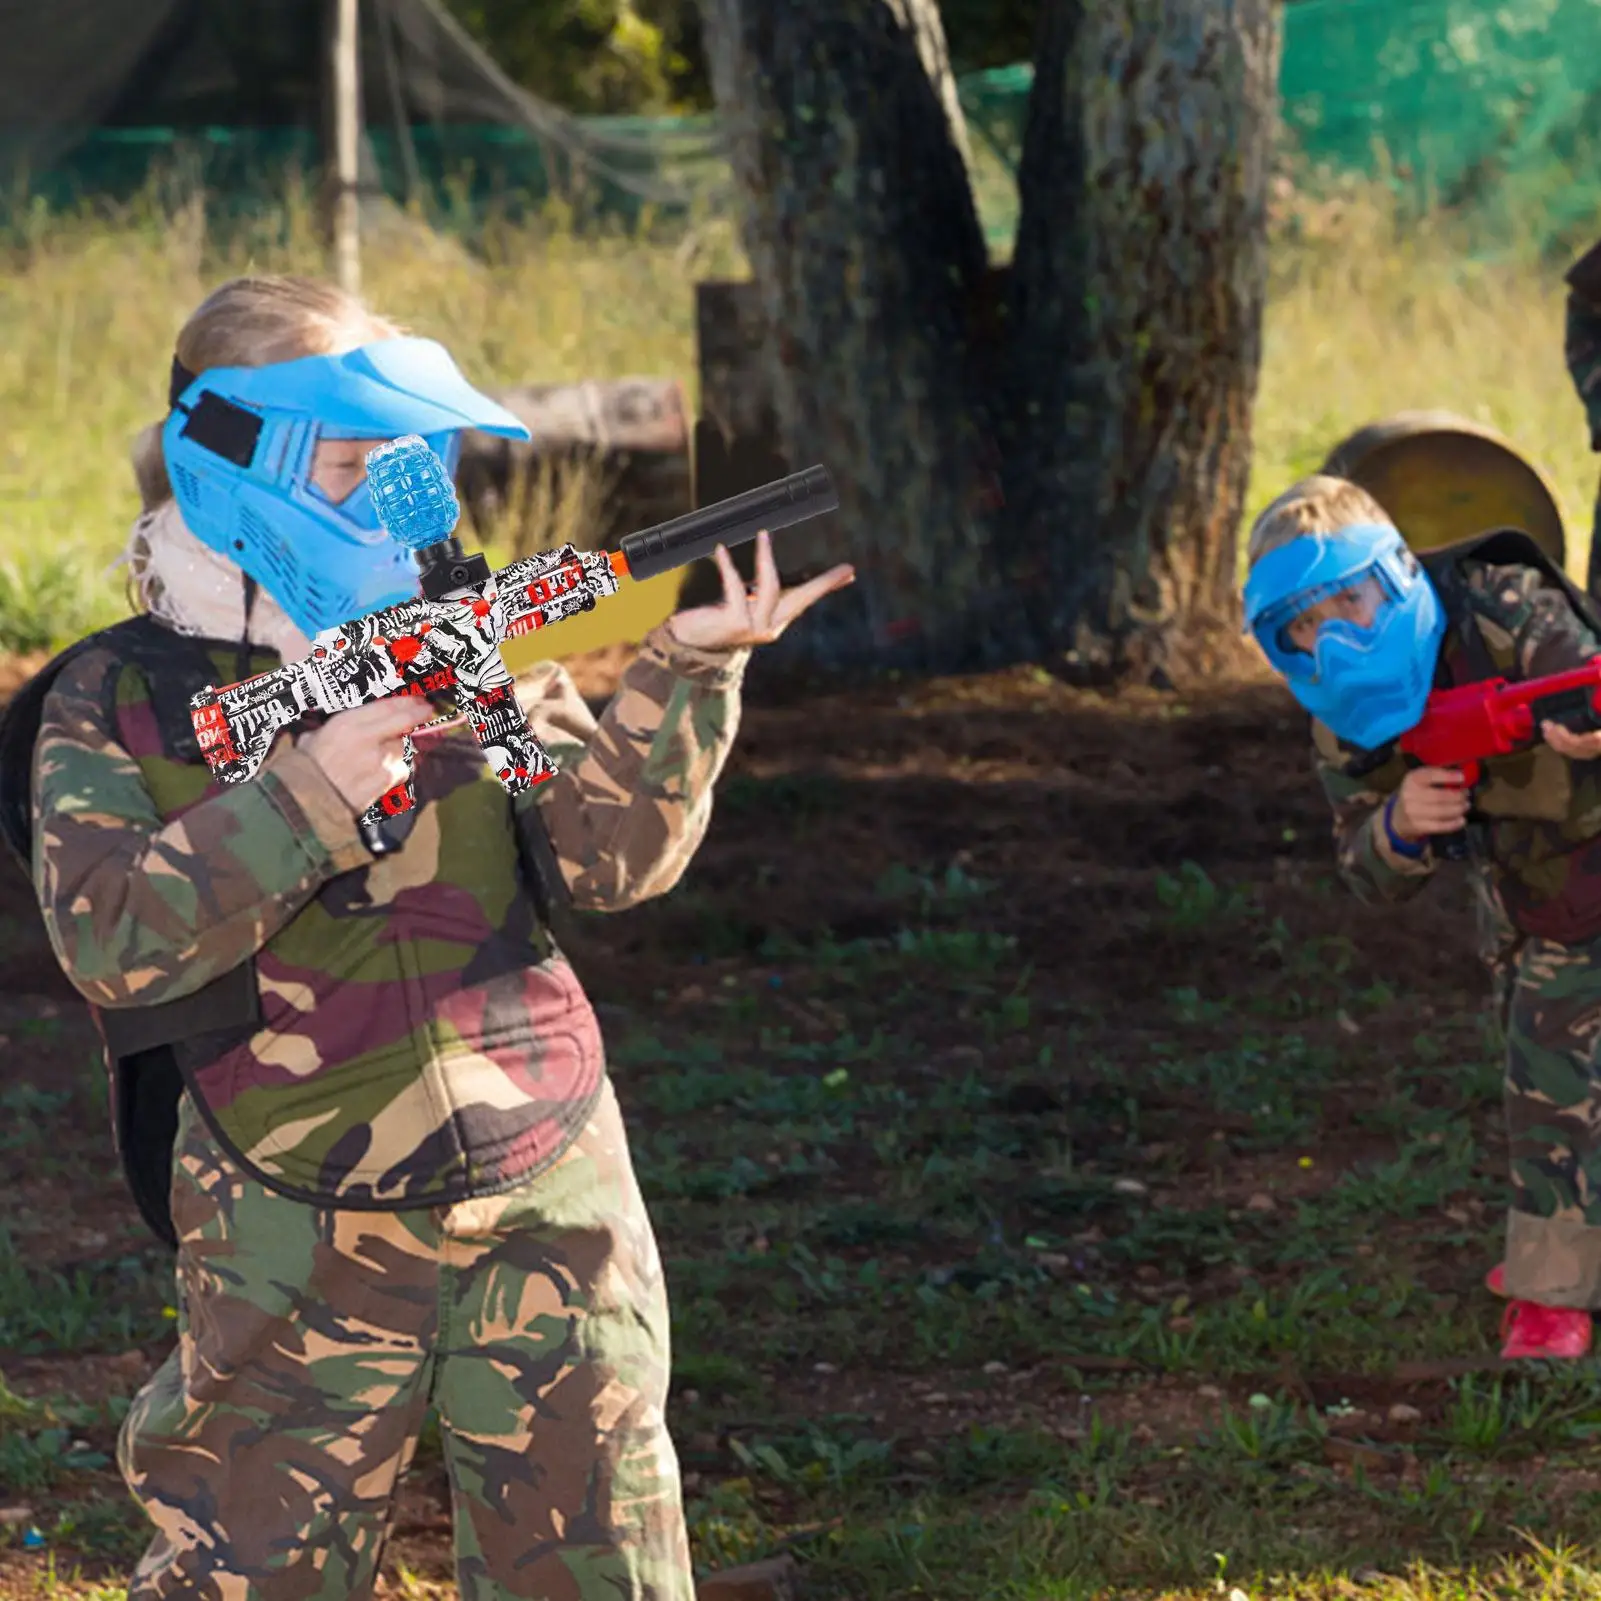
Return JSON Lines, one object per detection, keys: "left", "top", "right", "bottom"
{"left": 161, "top": 337, "right": 530, "bottom": 638}
{"left": 1242, "top": 522, "right": 1446, "bottom": 750}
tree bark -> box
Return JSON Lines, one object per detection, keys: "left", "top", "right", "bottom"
{"left": 698, "top": 0, "right": 1010, "bottom": 673}
{"left": 698, "top": 0, "right": 1281, "bottom": 681}
{"left": 1050, "top": 0, "right": 1281, "bottom": 679}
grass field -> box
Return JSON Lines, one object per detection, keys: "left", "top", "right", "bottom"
{"left": 3, "top": 185, "right": 1601, "bottom": 1600}
{"left": 1, "top": 667, "right": 1600, "bottom": 1599}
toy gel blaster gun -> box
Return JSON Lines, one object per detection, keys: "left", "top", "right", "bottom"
{"left": 189, "top": 436, "right": 839, "bottom": 854}
{"left": 1350, "top": 660, "right": 1601, "bottom": 855}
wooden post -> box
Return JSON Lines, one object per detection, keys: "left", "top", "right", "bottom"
{"left": 327, "top": 0, "right": 362, "bottom": 294}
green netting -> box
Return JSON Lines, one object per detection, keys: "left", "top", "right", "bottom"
{"left": 21, "top": 1, "right": 1601, "bottom": 260}
{"left": 1277, "top": 0, "right": 1601, "bottom": 258}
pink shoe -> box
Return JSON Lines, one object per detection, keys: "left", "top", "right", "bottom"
{"left": 1500, "top": 1300, "right": 1593, "bottom": 1360}
{"left": 1486, "top": 1262, "right": 1507, "bottom": 1297}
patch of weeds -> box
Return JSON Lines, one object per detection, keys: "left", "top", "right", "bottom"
{"left": 1316, "top": 1127, "right": 1491, "bottom": 1223}
{"left": 684, "top": 1478, "right": 777, "bottom": 1575}
{"left": 1151, "top": 1033, "right": 1330, "bottom": 1146}
{"left": 938, "top": 1423, "right": 1097, "bottom": 1493}
{"left": 0, "top": 552, "right": 123, "bottom": 655}
{"left": 0, "top": 1232, "right": 170, "bottom": 1354}
{"left": 0, "top": 1428, "right": 110, "bottom": 1494}
{"left": 47, "top": 1496, "right": 146, "bottom": 1561}
{"left": 1154, "top": 862, "right": 1254, "bottom": 932}
{"left": 671, "top": 1350, "right": 762, "bottom": 1404}
{"left": 1442, "top": 1369, "right": 1601, "bottom": 1456}
{"left": 1165, "top": 987, "right": 1233, "bottom": 1024}
{"left": 728, "top": 1426, "right": 892, "bottom": 1493}
{"left": 1196, "top": 1392, "right": 1324, "bottom": 1467}
{"left": 718, "top": 772, "right": 838, "bottom": 821}
{"left": 874, "top": 862, "right": 993, "bottom": 917}
{"left": 812, "top": 1202, "right": 929, "bottom": 1249}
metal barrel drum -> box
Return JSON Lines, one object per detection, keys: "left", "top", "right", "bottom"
{"left": 1320, "top": 409, "right": 1567, "bottom": 565}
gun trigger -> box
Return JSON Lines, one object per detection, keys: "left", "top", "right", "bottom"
{"left": 1460, "top": 760, "right": 1481, "bottom": 789}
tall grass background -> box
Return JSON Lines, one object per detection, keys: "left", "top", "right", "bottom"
{"left": 0, "top": 167, "right": 1593, "bottom": 655}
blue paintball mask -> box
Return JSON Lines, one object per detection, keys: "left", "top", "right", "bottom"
{"left": 161, "top": 337, "right": 531, "bottom": 637}
{"left": 1242, "top": 521, "right": 1446, "bottom": 750}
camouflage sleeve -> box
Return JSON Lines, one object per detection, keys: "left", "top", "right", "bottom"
{"left": 512, "top": 623, "right": 750, "bottom": 912}
{"left": 32, "top": 650, "right": 372, "bottom": 1009}
{"left": 1564, "top": 246, "right": 1601, "bottom": 450}
{"left": 1477, "top": 564, "right": 1601, "bottom": 677}
{"left": 1311, "top": 722, "right": 1439, "bottom": 903}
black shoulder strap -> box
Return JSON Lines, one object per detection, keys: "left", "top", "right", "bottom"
{"left": 0, "top": 616, "right": 237, "bottom": 872}
{"left": 1422, "top": 527, "right": 1601, "bottom": 619}
{"left": 1418, "top": 527, "right": 1601, "bottom": 680}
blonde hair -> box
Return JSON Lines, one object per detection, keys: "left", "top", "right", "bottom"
{"left": 131, "top": 274, "right": 404, "bottom": 512}
{"left": 1245, "top": 474, "right": 1396, "bottom": 568}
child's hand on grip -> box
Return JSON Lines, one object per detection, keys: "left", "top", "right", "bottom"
{"left": 302, "top": 698, "right": 439, "bottom": 814}
{"left": 1542, "top": 719, "right": 1601, "bottom": 760}
{"left": 1389, "top": 767, "right": 1470, "bottom": 842}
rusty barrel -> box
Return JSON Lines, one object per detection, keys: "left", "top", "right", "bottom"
{"left": 1320, "top": 410, "right": 1566, "bottom": 564}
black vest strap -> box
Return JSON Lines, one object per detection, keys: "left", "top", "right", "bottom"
{"left": 1420, "top": 527, "right": 1601, "bottom": 685}
{"left": 0, "top": 617, "right": 267, "bottom": 1247}
{"left": 1, "top": 612, "right": 569, "bottom": 1247}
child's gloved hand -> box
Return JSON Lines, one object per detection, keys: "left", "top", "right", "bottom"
{"left": 666, "top": 528, "right": 855, "bottom": 652}
{"left": 1542, "top": 720, "right": 1601, "bottom": 760}
{"left": 302, "top": 697, "right": 439, "bottom": 814}
{"left": 1390, "top": 766, "right": 1470, "bottom": 841}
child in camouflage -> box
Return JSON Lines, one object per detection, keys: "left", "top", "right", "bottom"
{"left": 20, "top": 275, "right": 854, "bottom": 1600}
{"left": 1243, "top": 474, "right": 1601, "bottom": 1364}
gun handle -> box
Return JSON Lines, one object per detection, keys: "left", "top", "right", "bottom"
{"left": 357, "top": 733, "right": 420, "bottom": 857}
{"left": 350, "top": 689, "right": 558, "bottom": 857}
{"left": 464, "top": 684, "right": 558, "bottom": 794}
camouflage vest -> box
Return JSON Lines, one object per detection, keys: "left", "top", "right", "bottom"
{"left": 1422, "top": 530, "right": 1601, "bottom": 944}
{"left": 1, "top": 616, "right": 604, "bottom": 1245}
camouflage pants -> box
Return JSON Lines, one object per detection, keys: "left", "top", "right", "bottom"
{"left": 1503, "top": 934, "right": 1601, "bottom": 1306}
{"left": 117, "top": 1077, "right": 693, "bottom": 1601}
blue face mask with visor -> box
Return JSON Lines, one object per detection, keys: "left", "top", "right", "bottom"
{"left": 161, "top": 337, "right": 531, "bottom": 639}
{"left": 1242, "top": 521, "right": 1446, "bottom": 750}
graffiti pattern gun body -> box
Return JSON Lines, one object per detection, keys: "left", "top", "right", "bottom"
{"left": 189, "top": 436, "right": 838, "bottom": 854}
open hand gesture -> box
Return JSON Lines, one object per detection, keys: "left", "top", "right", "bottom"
{"left": 665, "top": 529, "right": 855, "bottom": 652}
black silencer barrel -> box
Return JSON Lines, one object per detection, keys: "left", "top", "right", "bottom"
{"left": 619, "top": 466, "right": 838, "bottom": 581}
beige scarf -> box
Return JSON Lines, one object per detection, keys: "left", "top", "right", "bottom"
{"left": 117, "top": 500, "right": 315, "bottom": 664}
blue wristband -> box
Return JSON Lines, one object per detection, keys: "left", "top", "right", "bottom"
{"left": 1382, "top": 794, "right": 1427, "bottom": 860}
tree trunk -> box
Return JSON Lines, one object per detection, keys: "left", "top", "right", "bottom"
{"left": 697, "top": 0, "right": 1009, "bottom": 673}
{"left": 1009, "top": 0, "right": 1281, "bottom": 680}
{"left": 697, "top": 0, "right": 1281, "bottom": 681}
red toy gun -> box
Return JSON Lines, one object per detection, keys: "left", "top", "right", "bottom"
{"left": 1347, "top": 660, "right": 1601, "bottom": 859}
{"left": 1391, "top": 661, "right": 1601, "bottom": 785}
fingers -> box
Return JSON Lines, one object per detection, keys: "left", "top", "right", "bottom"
{"left": 749, "top": 530, "right": 781, "bottom": 629}
{"left": 714, "top": 543, "right": 752, "bottom": 625}
{"left": 1543, "top": 720, "right": 1601, "bottom": 758}
{"left": 348, "top": 694, "right": 437, "bottom": 735}
{"left": 667, "top": 548, "right": 855, "bottom": 650}
{"left": 772, "top": 563, "right": 858, "bottom": 629}
{"left": 1395, "top": 766, "right": 1470, "bottom": 838}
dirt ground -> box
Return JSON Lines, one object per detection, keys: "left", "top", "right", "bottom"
{"left": 0, "top": 643, "right": 1505, "bottom": 1596}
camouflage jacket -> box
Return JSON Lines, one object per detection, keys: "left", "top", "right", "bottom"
{"left": 1315, "top": 558, "right": 1601, "bottom": 953}
{"left": 33, "top": 622, "right": 748, "bottom": 1210}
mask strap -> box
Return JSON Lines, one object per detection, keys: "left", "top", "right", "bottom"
{"left": 237, "top": 574, "right": 258, "bottom": 680}
{"left": 169, "top": 356, "right": 196, "bottom": 411}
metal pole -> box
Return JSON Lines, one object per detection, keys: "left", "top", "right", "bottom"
{"left": 331, "top": 0, "right": 361, "bottom": 294}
